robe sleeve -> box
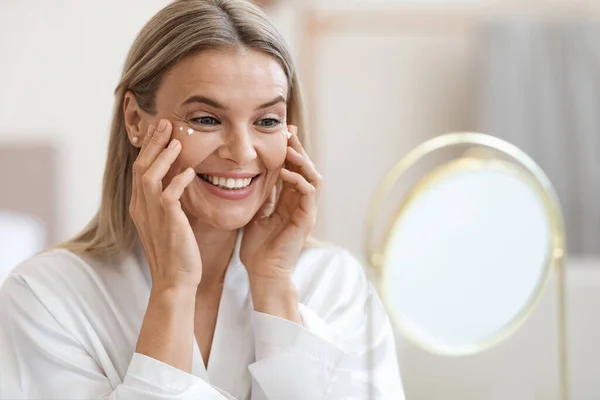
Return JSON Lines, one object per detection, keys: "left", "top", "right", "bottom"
{"left": 248, "top": 250, "right": 405, "bottom": 400}
{"left": 0, "top": 275, "right": 237, "bottom": 400}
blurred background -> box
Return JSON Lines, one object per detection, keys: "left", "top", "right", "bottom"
{"left": 1, "top": 0, "right": 599, "bottom": 398}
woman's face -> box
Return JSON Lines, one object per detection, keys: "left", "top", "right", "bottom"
{"left": 135, "top": 49, "right": 289, "bottom": 230}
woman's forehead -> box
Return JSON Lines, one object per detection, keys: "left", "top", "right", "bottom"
{"left": 157, "top": 49, "right": 288, "bottom": 109}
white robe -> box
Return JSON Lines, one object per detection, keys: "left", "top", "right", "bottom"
{"left": 0, "top": 231, "right": 404, "bottom": 399}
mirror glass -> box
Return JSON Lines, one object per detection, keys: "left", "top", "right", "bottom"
{"left": 382, "top": 158, "right": 553, "bottom": 353}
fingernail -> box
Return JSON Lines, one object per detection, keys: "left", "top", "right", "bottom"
{"left": 185, "top": 167, "right": 195, "bottom": 177}
{"left": 147, "top": 125, "right": 155, "bottom": 137}
{"left": 168, "top": 139, "right": 179, "bottom": 149}
{"left": 157, "top": 119, "right": 167, "bottom": 133}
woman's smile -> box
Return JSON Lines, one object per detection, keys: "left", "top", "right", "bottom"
{"left": 196, "top": 172, "right": 261, "bottom": 200}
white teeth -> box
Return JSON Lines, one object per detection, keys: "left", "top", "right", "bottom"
{"left": 199, "top": 174, "right": 254, "bottom": 190}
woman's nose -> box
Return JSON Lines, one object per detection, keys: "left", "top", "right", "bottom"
{"left": 218, "top": 128, "right": 258, "bottom": 165}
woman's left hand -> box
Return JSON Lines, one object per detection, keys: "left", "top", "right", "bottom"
{"left": 240, "top": 125, "right": 322, "bottom": 318}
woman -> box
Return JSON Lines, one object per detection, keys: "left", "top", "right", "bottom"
{"left": 0, "top": 1, "right": 404, "bottom": 399}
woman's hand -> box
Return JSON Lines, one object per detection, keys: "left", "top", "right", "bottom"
{"left": 240, "top": 126, "right": 322, "bottom": 320}
{"left": 130, "top": 119, "right": 202, "bottom": 292}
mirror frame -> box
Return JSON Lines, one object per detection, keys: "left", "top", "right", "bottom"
{"left": 365, "top": 132, "right": 568, "bottom": 397}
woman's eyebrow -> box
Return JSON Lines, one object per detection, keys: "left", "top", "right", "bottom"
{"left": 257, "top": 95, "right": 286, "bottom": 110}
{"left": 181, "top": 95, "right": 225, "bottom": 109}
{"left": 181, "top": 95, "right": 286, "bottom": 110}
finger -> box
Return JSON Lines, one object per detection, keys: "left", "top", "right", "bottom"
{"left": 135, "top": 123, "right": 159, "bottom": 166}
{"left": 255, "top": 186, "right": 277, "bottom": 220}
{"left": 285, "top": 146, "right": 322, "bottom": 187}
{"left": 286, "top": 126, "right": 319, "bottom": 182}
{"left": 130, "top": 124, "right": 157, "bottom": 222}
{"left": 141, "top": 123, "right": 156, "bottom": 151}
{"left": 129, "top": 178, "right": 138, "bottom": 220}
{"left": 132, "top": 124, "right": 155, "bottom": 180}
{"left": 133, "top": 119, "right": 173, "bottom": 183}
{"left": 137, "top": 120, "right": 173, "bottom": 188}
{"left": 145, "top": 139, "right": 182, "bottom": 180}
{"left": 143, "top": 119, "right": 173, "bottom": 160}
{"left": 279, "top": 168, "right": 316, "bottom": 215}
{"left": 130, "top": 157, "right": 140, "bottom": 219}
{"left": 161, "top": 167, "right": 196, "bottom": 214}
{"left": 142, "top": 139, "right": 184, "bottom": 210}
{"left": 287, "top": 125, "right": 308, "bottom": 158}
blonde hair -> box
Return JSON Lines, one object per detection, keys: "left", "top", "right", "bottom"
{"left": 58, "top": 0, "right": 316, "bottom": 258}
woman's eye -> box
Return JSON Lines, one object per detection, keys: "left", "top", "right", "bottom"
{"left": 192, "top": 116, "right": 220, "bottom": 125}
{"left": 257, "top": 118, "right": 282, "bottom": 128}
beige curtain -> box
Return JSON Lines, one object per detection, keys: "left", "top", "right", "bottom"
{"left": 475, "top": 19, "right": 600, "bottom": 256}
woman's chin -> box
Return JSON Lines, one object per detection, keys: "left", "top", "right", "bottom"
{"left": 187, "top": 207, "right": 257, "bottom": 232}
{"left": 210, "top": 216, "right": 254, "bottom": 231}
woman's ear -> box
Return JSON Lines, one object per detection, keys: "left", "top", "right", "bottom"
{"left": 123, "top": 91, "right": 144, "bottom": 148}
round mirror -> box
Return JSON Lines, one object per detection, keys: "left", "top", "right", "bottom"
{"left": 367, "top": 132, "right": 565, "bottom": 357}
{"left": 384, "top": 158, "right": 554, "bottom": 353}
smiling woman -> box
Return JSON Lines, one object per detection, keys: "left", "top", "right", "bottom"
{"left": 0, "top": 1, "right": 404, "bottom": 399}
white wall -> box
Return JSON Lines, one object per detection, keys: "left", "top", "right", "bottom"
{"left": 0, "top": 0, "right": 171, "bottom": 241}
{"left": 311, "top": 31, "right": 476, "bottom": 258}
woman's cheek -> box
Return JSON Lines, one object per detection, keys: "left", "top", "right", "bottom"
{"left": 260, "top": 135, "right": 287, "bottom": 169}
{"left": 159, "top": 143, "right": 205, "bottom": 187}
{"left": 178, "top": 139, "right": 212, "bottom": 167}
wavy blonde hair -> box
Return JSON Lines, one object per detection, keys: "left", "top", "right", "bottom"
{"left": 58, "top": 0, "right": 317, "bottom": 258}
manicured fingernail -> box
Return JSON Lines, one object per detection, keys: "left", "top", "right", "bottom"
{"left": 168, "top": 139, "right": 179, "bottom": 149}
{"left": 157, "top": 119, "right": 167, "bottom": 133}
{"left": 185, "top": 167, "right": 195, "bottom": 177}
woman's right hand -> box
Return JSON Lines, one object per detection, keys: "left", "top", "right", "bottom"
{"left": 129, "top": 119, "right": 202, "bottom": 292}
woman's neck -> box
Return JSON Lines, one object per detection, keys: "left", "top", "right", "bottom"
{"left": 190, "top": 222, "right": 238, "bottom": 292}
